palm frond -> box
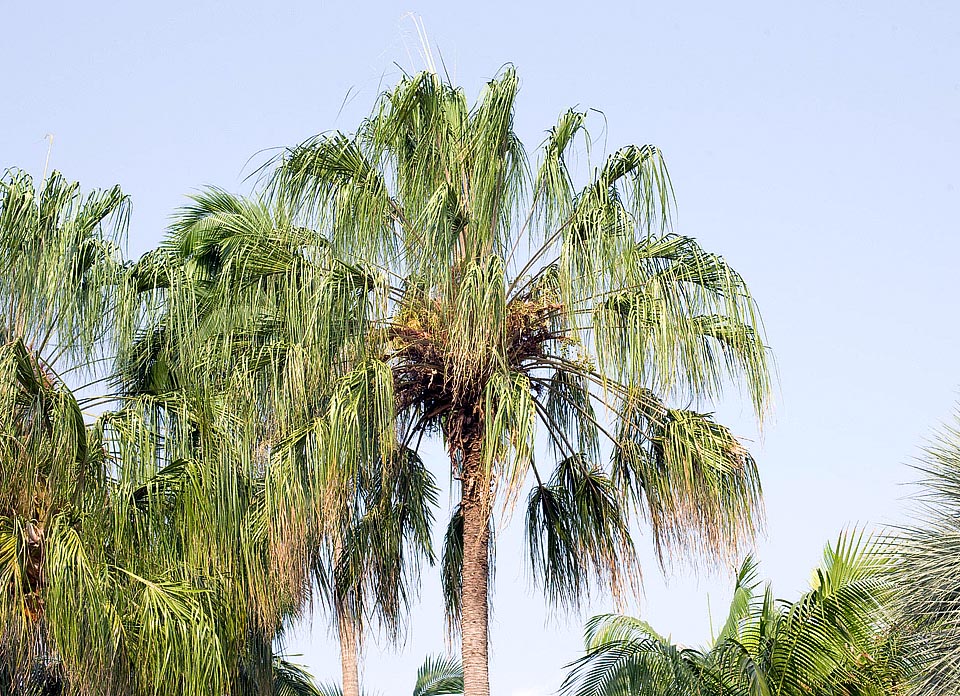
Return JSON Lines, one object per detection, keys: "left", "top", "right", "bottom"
{"left": 413, "top": 654, "right": 464, "bottom": 696}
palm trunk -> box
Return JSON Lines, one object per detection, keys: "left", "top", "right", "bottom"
{"left": 460, "top": 441, "right": 491, "bottom": 696}
{"left": 338, "top": 606, "right": 361, "bottom": 696}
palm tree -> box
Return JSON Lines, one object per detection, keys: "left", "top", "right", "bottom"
{"left": 895, "top": 413, "right": 960, "bottom": 696}
{"left": 0, "top": 169, "right": 242, "bottom": 694}
{"left": 561, "top": 533, "right": 913, "bottom": 696}
{"left": 265, "top": 66, "right": 773, "bottom": 696}
{"left": 121, "top": 189, "right": 439, "bottom": 696}
{"left": 0, "top": 169, "right": 366, "bottom": 695}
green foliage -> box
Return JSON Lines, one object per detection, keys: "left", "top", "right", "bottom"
{"left": 413, "top": 654, "right": 464, "bottom": 696}
{"left": 0, "top": 170, "right": 236, "bottom": 695}
{"left": 561, "top": 533, "right": 913, "bottom": 696}
{"left": 895, "top": 413, "right": 960, "bottom": 696}
{"left": 0, "top": 64, "right": 774, "bottom": 696}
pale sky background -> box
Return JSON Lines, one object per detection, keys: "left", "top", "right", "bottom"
{"left": 4, "top": 1, "right": 960, "bottom": 694}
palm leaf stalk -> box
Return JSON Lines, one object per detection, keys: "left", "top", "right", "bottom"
{"left": 246, "top": 66, "right": 775, "bottom": 696}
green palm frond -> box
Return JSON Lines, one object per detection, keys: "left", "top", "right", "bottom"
{"left": 526, "top": 455, "right": 638, "bottom": 610}
{"left": 413, "top": 654, "right": 464, "bottom": 696}
{"left": 715, "top": 555, "right": 763, "bottom": 644}
{"left": 0, "top": 169, "right": 129, "bottom": 365}
{"left": 270, "top": 656, "right": 326, "bottom": 696}
{"left": 562, "top": 614, "right": 709, "bottom": 696}
{"left": 613, "top": 389, "right": 764, "bottom": 565}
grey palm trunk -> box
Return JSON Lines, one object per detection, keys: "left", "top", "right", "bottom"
{"left": 337, "top": 609, "right": 361, "bottom": 696}
{"left": 460, "top": 443, "right": 492, "bottom": 696}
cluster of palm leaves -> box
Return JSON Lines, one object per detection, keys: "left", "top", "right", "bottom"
{"left": 562, "top": 533, "right": 915, "bottom": 696}
{"left": 2, "top": 64, "right": 778, "bottom": 696}
{"left": 9, "top": 59, "right": 960, "bottom": 696}
{"left": 0, "top": 171, "right": 334, "bottom": 695}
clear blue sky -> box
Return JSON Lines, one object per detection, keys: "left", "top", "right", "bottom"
{"left": 4, "top": 1, "right": 960, "bottom": 694}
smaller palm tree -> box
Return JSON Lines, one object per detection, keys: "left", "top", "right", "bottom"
{"left": 561, "top": 532, "right": 913, "bottom": 696}
{"left": 129, "top": 190, "right": 441, "bottom": 696}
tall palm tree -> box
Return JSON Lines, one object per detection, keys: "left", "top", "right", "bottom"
{"left": 0, "top": 169, "right": 378, "bottom": 695}
{"left": 265, "top": 66, "right": 773, "bottom": 696}
{"left": 895, "top": 413, "right": 960, "bottom": 696}
{"left": 561, "top": 533, "right": 913, "bottom": 696}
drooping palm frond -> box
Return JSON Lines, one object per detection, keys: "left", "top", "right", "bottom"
{"left": 526, "top": 454, "right": 638, "bottom": 610}
{"left": 612, "top": 389, "right": 765, "bottom": 566}
{"left": 0, "top": 169, "right": 129, "bottom": 366}
{"left": 336, "top": 445, "right": 439, "bottom": 642}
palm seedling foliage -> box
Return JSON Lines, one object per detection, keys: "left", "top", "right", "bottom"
{"left": 255, "top": 66, "right": 774, "bottom": 696}
{"left": 562, "top": 533, "right": 914, "bottom": 696}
